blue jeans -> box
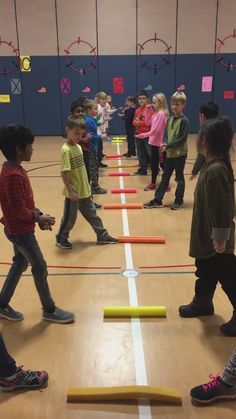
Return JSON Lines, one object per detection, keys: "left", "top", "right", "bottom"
{"left": 0, "top": 230, "right": 55, "bottom": 312}
{"left": 155, "top": 154, "right": 187, "bottom": 203}
{"left": 0, "top": 333, "right": 16, "bottom": 377}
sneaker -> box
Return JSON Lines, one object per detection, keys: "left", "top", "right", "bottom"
{"left": 55, "top": 240, "right": 72, "bottom": 249}
{"left": 0, "top": 366, "right": 48, "bottom": 392}
{"left": 97, "top": 235, "right": 119, "bottom": 245}
{"left": 171, "top": 202, "right": 184, "bottom": 210}
{"left": 133, "top": 170, "right": 147, "bottom": 176}
{"left": 91, "top": 186, "right": 107, "bottom": 194}
{"left": 43, "top": 307, "right": 75, "bottom": 324}
{"left": 99, "top": 162, "right": 108, "bottom": 168}
{"left": 0, "top": 305, "right": 24, "bottom": 321}
{"left": 220, "top": 311, "right": 236, "bottom": 336}
{"left": 144, "top": 183, "right": 156, "bottom": 191}
{"left": 166, "top": 185, "right": 171, "bottom": 192}
{"left": 143, "top": 199, "right": 163, "bottom": 209}
{"left": 179, "top": 297, "right": 214, "bottom": 318}
{"left": 190, "top": 374, "right": 236, "bottom": 404}
{"left": 94, "top": 202, "right": 102, "bottom": 209}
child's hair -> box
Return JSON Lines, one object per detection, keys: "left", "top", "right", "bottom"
{"left": 84, "top": 99, "right": 96, "bottom": 112}
{"left": 95, "top": 91, "right": 107, "bottom": 100}
{"left": 137, "top": 90, "right": 149, "bottom": 99}
{"left": 199, "top": 101, "right": 219, "bottom": 120}
{"left": 71, "top": 100, "right": 83, "bottom": 114}
{"left": 126, "top": 96, "right": 136, "bottom": 105}
{"left": 171, "top": 91, "right": 187, "bottom": 103}
{"left": 0, "top": 124, "right": 34, "bottom": 160}
{"left": 153, "top": 92, "right": 169, "bottom": 117}
{"left": 200, "top": 117, "right": 234, "bottom": 181}
{"left": 66, "top": 115, "right": 86, "bottom": 130}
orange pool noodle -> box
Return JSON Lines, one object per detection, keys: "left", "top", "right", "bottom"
{"left": 109, "top": 172, "right": 130, "bottom": 176}
{"left": 118, "top": 236, "right": 166, "bottom": 244}
{"left": 105, "top": 154, "right": 122, "bottom": 159}
{"left": 111, "top": 188, "right": 137, "bottom": 194}
{"left": 103, "top": 204, "right": 142, "bottom": 209}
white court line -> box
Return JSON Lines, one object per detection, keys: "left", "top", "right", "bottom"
{"left": 117, "top": 144, "right": 152, "bottom": 419}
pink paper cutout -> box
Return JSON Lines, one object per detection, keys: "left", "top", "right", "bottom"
{"left": 82, "top": 86, "right": 91, "bottom": 93}
{"left": 60, "top": 78, "right": 71, "bottom": 94}
{"left": 202, "top": 76, "right": 213, "bottom": 92}
{"left": 38, "top": 86, "right": 47, "bottom": 93}
{"left": 177, "top": 84, "right": 185, "bottom": 91}
{"left": 224, "top": 90, "right": 234, "bottom": 99}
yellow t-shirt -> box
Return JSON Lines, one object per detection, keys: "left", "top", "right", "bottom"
{"left": 60, "top": 142, "right": 91, "bottom": 199}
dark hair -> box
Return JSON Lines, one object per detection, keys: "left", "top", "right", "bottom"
{"left": 138, "top": 90, "right": 149, "bottom": 99}
{"left": 126, "top": 96, "right": 136, "bottom": 104}
{"left": 199, "top": 101, "right": 219, "bottom": 120}
{"left": 71, "top": 100, "right": 82, "bottom": 113}
{"left": 200, "top": 117, "right": 234, "bottom": 181}
{"left": 66, "top": 115, "right": 86, "bottom": 130}
{"left": 0, "top": 125, "right": 34, "bottom": 160}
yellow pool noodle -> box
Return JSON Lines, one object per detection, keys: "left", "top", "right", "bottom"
{"left": 103, "top": 306, "right": 166, "bottom": 317}
{"left": 67, "top": 385, "right": 181, "bottom": 404}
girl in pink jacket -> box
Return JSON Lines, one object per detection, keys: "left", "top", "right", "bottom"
{"left": 137, "top": 93, "right": 169, "bottom": 190}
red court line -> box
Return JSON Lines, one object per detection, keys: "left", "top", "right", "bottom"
{"left": 0, "top": 262, "right": 121, "bottom": 270}
{"left": 139, "top": 263, "right": 195, "bottom": 269}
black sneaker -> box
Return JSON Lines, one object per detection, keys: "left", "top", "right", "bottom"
{"left": 143, "top": 199, "right": 163, "bottom": 209}
{"left": 0, "top": 366, "right": 48, "bottom": 392}
{"left": 179, "top": 298, "right": 214, "bottom": 318}
{"left": 220, "top": 311, "right": 236, "bottom": 336}
{"left": 97, "top": 236, "right": 119, "bottom": 245}
{"left": 91, "top": 186, "right": 107, "bottom": 194}
{"left": 94, "top": 202, "right": 102, "bottom": 209}
{"left": 99, "top": 162, "right": 108, "bottom": 168}
{"left": 190, "top": 374, "right": 236, "bottom": 404}
{"left": 171, "top": 202, "right": 184, "bottom": 210}
{"left": 133, "top": 170, "right": 147, "bottom": 175}
{"left": 55, "top": 240, "right": 72, "bottom": 249}
{"left": 0, "top": 305, "right": 24, "bottom": 321}
{"left": 43, "top": 307, "right": 75, "bottom": 324}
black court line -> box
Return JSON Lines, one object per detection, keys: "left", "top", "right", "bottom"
{"left": 26, "top": 163, "right": 60, "bottom": 173}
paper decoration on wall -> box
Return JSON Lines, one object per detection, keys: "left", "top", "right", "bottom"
{"left": 144, "top": 84, "right": 152, "bottom": 91}
{"left": 224, "top": 90, "right": 234, "bottom": 99}
{"left": 138, "top": 33, "right": 172, "bottom": 74}
{"left": 0, "top": 38, "right": 19, "bottom": 76}
{"left": 11, "top": 79, "right": 21, "bottom": 94}
{"left": 217, "top": 30, "right": 236, "bottom": 71}
{"left": 60, "top": 78, "right": 71, "bottom": 94}
{"left": 177, "top": 84, "right": 185, "bottom": 91}
{"left": 64, "top": 36, "right": 97, "bottom": 74}
{"left": 20, "top": 56, "right": 31, "bottom": 72}
{"left": 113, "top": 77, "right": 124, "bottom": 94}
{"left": 202, "top": 76, "right": 213, "bottom": 92}
{"left": 82, "top": 86, "right": 91, "bottom": 93}
{"left": 38, "top": 86, "right": 47, "bottom": 93}
{"left": 0, "top": 95, "right": 10, "bottom": 103}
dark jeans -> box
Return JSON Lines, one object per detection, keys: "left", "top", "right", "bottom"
{"left": 0, "top": 334, "right": 16, "bottom": 377}
{"left": 194, "top": 254, "right": 236, "bottom": 309}
{"left": 150, "top": 145, "right": 166, "bottom": 184}
{"left": 127, "top": 134, "right": 136, "bottom": 156}
{"left": 97, "top": 138, "right": 103, "bottom": 163}
{"left": 135, "top": 137, "right": 151, "bottom": 173}
{"left": 155, "top": 154, "right": 187, "bottom": 203}
{"left": 83, "top": 150, "right": 90, "bottom": 183}
{"left": 0, "top": 230, "right": 55, "bottom": 313}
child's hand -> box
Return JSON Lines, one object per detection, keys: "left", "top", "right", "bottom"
{"left": 160, "top": 145, "right": 166, "bottom": 152}
{"left": 69, "top": 191, "right": 78, "bottom": 201}
{"left": 38, "top": 214, "right": 55, "bottom": 231}
{"left": 213, "top": 239, "right": 226, "bottom": 253}
{"left": 101, "top": 133, "right": 107, "bottom": 141}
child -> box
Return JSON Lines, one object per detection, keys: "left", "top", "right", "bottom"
{"left": 190, "top": 348, "right": 236, "bottom": 403}
{"left": 137, "top": 93, "right": 169, "bottom": 190}
{"left": 133, "top": 90, "right": 152, "bottom": 175}
{"left": 56, "top": 115, "right": 118, "bottom": 248}
{"left": 144, "top": 91, "right": 189, "bottom": 209}
{"left": 84, "top": 99, "right": 107, "bottom": 195}
{"left": 119, "top": 96, "right": 136, "bottom": 157}
{"left": 95, "top": 91, "right": 108, "bottom": 167}
{"left": 0, "top": 330, "right": 48, "bottom": 391}
{"left": 0, "top": 125, "right": 74, "bottom": 323}
{"left": 190, "top": 101, "right": 219, "bottom": 179}
{"left": 179, "top": 118, "right": 236, "bottom": 336}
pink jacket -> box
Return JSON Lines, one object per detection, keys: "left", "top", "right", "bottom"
{"left": 137, "top": 110, "right": 167, "bottom": 147}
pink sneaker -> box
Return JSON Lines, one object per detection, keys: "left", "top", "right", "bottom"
{"left": 144, "top": 183, "right": 156, "bottom": 191}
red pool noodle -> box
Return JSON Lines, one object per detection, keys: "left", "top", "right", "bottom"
{"left": 105, "top": 154, "right": 122, "bottom": 159}
{"left": 103, "top": 204, "right": 142, "bottom": 209}
{"left": 118, "top": 236, "right": 166, "bottom": 244}
{"left": 111, "top": 188, "right": 137, "bottom": 194}
{"left": 109, "top": 172, "right": 130, "bottom": 176}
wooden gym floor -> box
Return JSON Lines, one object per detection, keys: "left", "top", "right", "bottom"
{"left": 0, "top": 134, "right": 236, "bottom": 419}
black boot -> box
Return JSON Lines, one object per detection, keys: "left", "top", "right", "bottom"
{"left": 179, "top": 296, "right": 214, "bottom": 318}
{"left": 220, "top": 311, "right": 236, "bottom": 336}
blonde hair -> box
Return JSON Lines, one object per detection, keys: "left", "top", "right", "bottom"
{"left": 95, "top": 91, "right": 107, "bottom": 100}
{"left": 153, "top": 92, "right": 169, "bottom": 117}
{"left": 84, "top": 99, "right": 96, "bottom": 112}
{"left": 66, "top": 115, "right": 86, "bottom": 130}
{"left": 171, "top": 91, "right": 187, "bottom": 103}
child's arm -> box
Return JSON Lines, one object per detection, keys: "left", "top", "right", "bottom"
{"left": 137, "top": 112, "right": 166, "bottom": 141}
{"left": 6, "top": 175, "right": 38, "bottom": 222}
{"left": 61, "top": 171, "right": 78, "bottom": 201}
{"left": 191, "top": 153, "right": 206, "bottom": 178}
{"left": 165, "top": 117, "right": 189, "bottom": 149}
